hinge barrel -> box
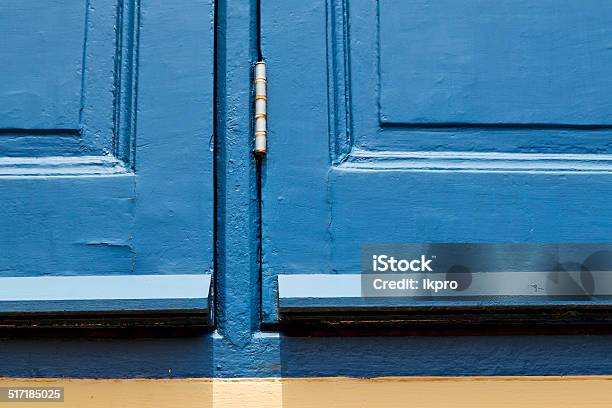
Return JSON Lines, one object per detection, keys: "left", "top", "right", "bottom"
{"left": 254, "top": 62, "right": 267, "bottom": 155}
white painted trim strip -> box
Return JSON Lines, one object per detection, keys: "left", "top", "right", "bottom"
{"left": 0, "top": 274, "right": 211, "bottom": 301}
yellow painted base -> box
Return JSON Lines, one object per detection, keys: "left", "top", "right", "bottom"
{"left": 1, "top": 377, "right": 612, "bottom": 407}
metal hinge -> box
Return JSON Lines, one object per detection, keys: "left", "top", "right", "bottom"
{"left": 254, "top": 62, "right": 267, "bottom": 155}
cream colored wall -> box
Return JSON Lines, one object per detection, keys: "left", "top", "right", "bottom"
{"left": 1, "top": 377, "right": 612, "bottom": 408}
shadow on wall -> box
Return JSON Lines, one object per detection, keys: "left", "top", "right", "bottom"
{"left": 0, "top": 329, "right": 213, "bottom": 390}
{"left": 278, "top": 333, "right": 612, "bottom": 379}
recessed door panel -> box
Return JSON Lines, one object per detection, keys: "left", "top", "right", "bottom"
{"left": 1, "top": 1, "right": 84, "bottom": 129}
{"left": 379, "top": 0, "right": 612, "bottom": 125}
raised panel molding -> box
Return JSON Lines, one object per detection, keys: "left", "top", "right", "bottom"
{"left": 328, "top": 0, "right": 612, "bottom": 166}
{"left": 0, "top": 156, "right": 128, "bottom": 177}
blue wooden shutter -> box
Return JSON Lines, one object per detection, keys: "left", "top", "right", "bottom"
{"left": 262, "top": 0, "right": 612, "bottom": 324}
{"left": 0, "top": 0, "right": 214, "bottom": 326}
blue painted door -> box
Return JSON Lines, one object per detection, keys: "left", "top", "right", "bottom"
{"left": 261, "top": 0, "right": 612, "bottom": 321}
{"left": 0, "top": 1, "right": 214, "bottom": 277}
